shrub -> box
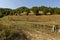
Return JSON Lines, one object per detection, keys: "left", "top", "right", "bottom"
{"left": 31, "top": 7, "right": 39, "bottom": 15}
{"left": 0, "top": 12, "right": 4, "bottom": 18}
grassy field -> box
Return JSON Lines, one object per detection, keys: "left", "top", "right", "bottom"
{"left": 1, "top": 15, "right": 60, "bottom": 24}
{"left": 0, "top": 15, "right": 60, "bottom": 40}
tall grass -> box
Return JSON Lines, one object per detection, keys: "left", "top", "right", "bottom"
{"left": 0, "top": 24, "right": 30, "bottom": 40}
{"left": 0, "top": 15, "right": 60, "bottom": 40}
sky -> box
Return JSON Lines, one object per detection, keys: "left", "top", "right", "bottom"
{"left": 0, "top": 0, "right": 60, "bottom": 9}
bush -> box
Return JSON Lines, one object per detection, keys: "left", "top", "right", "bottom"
{"left": 31, "top": 7, "right": 39, "bottom": 15}
{"left": 43, "top": 8, "right": 49, "bottom": 15}
{"left": 0, "top": 12, "right": 4, "bottom": 18}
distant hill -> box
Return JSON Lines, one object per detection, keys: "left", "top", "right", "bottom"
{"left": 0, "top": 6, "right": 60, "bottom": 18}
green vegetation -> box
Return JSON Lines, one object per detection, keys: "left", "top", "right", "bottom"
{"left": 0, "top": 11, "right": 4, "bottom": 18}
{"left": 16, "top": 7, "right": 30, "bottom": 15}
{"left": 0, "top": 6, "right": 60, "bottom": 18}
{"left": 31, "top": 7, "right": 39, "bottom": 15}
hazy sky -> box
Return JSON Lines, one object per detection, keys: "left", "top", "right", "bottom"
{"left": 0, "top": 0, "right": 60, "bottom": 9}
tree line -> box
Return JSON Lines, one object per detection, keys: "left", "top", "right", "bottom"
{"left": 0, "top": 6, "right": 60, "bottom": 18}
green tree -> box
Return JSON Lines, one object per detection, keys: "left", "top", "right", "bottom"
{"left": 16, "top": 7, "right": 30, "bottom": 15}
{"left": 39, "top": 6, "right": 48, "bottom": 11}
{"left": 31, "top": 7, "right": 39, "bottom": 15}
{"left": 43, "top": 8, "right": 49, "bottom": 15}
{"left": 0, "top": 11, "right": 4, "bottom": 18}
{"left": 48, "top": 8, "right": 54, "bottom": 15}
{"left": 54, "top": 8, "right": 60, "bottom": 14}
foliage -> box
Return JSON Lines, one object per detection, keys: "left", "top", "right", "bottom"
{"left": 0, "top": 6, "right": 60, "bottom": 17}
{"left": 54, "top": 8, "right": 60, "bottom": 14}
{"left": 0, "top": 11, "right": 4, "bottom": 18}
{"left": 31, "top": 7, "right": 39, "bottom": 15}
{"left": 48, "top": 8, "right": 54, "bottom": 15}
{"left": 43, "top": 8, "right": 49, "bottom": 15}
{"left": 39, "top": 6, "right": 47, "bottom": 11}
{"left": 16, "top": 7, "right": 30, "bottom": 15}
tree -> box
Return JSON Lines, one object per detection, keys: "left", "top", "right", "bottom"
{"left": 31, "top": 7, "right": 39, "bottom": 15}
{"left": 39, "top": 6, "right": 48, "bottom": 11}
{"left": 0, "top": 8, "right": 12, "bottom": 16}
{"left": 10, "top": 10, "right": 16, "bottom": 15}
{"left": 54, "top": 8, "right": 60, "bottom": 14}
{"left": 16, "top": 7, "right": 30, "bottom": 15}
{"left": 25, "top": 9, "right": 30, "bottom": 15}
{"left": 48, "top": 8, "right": 54, "bottom": 15}
{"left": 0, "top": 11, "right": 4, "bottom": 18}
{"left": 43, "top": 8, "right": 49, "bottom": 15}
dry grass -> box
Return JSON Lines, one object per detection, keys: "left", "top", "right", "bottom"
{"left": 0, "top": 15, "right": 60, "bottom": 40}
{"left": 1, "top": 15, "right": 60, "bottom": 25}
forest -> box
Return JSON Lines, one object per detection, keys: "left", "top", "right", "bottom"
{"left": 0, "top": 6, "right": 60, "bottom": 18}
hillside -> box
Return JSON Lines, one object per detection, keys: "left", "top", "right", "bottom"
{"left": 0, "top": 15, "right": 60, "bottom": 40}
{"left": 2, "top": 15, "right": 60, "bottom": 24}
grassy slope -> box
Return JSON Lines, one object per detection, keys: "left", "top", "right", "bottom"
{"left": 2, "top": 15, "right": 60, "bottom": 25}
{"left": 0, "top": 15, "right": 60, "bottom": 40}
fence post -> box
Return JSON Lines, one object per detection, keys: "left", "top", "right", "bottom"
{"left": 52, "top": 25, "right": 58, "bottom": 32}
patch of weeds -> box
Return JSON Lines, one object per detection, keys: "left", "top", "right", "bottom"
{"left": 0, "top": 24, "right": 30, "bottom": 40}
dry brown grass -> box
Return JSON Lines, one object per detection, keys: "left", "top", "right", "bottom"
{"left": 1, "top": 15, "right": 60, "bottom": 25}
{"left": 0, "top": 15, "right": 60, "bottom": 40}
